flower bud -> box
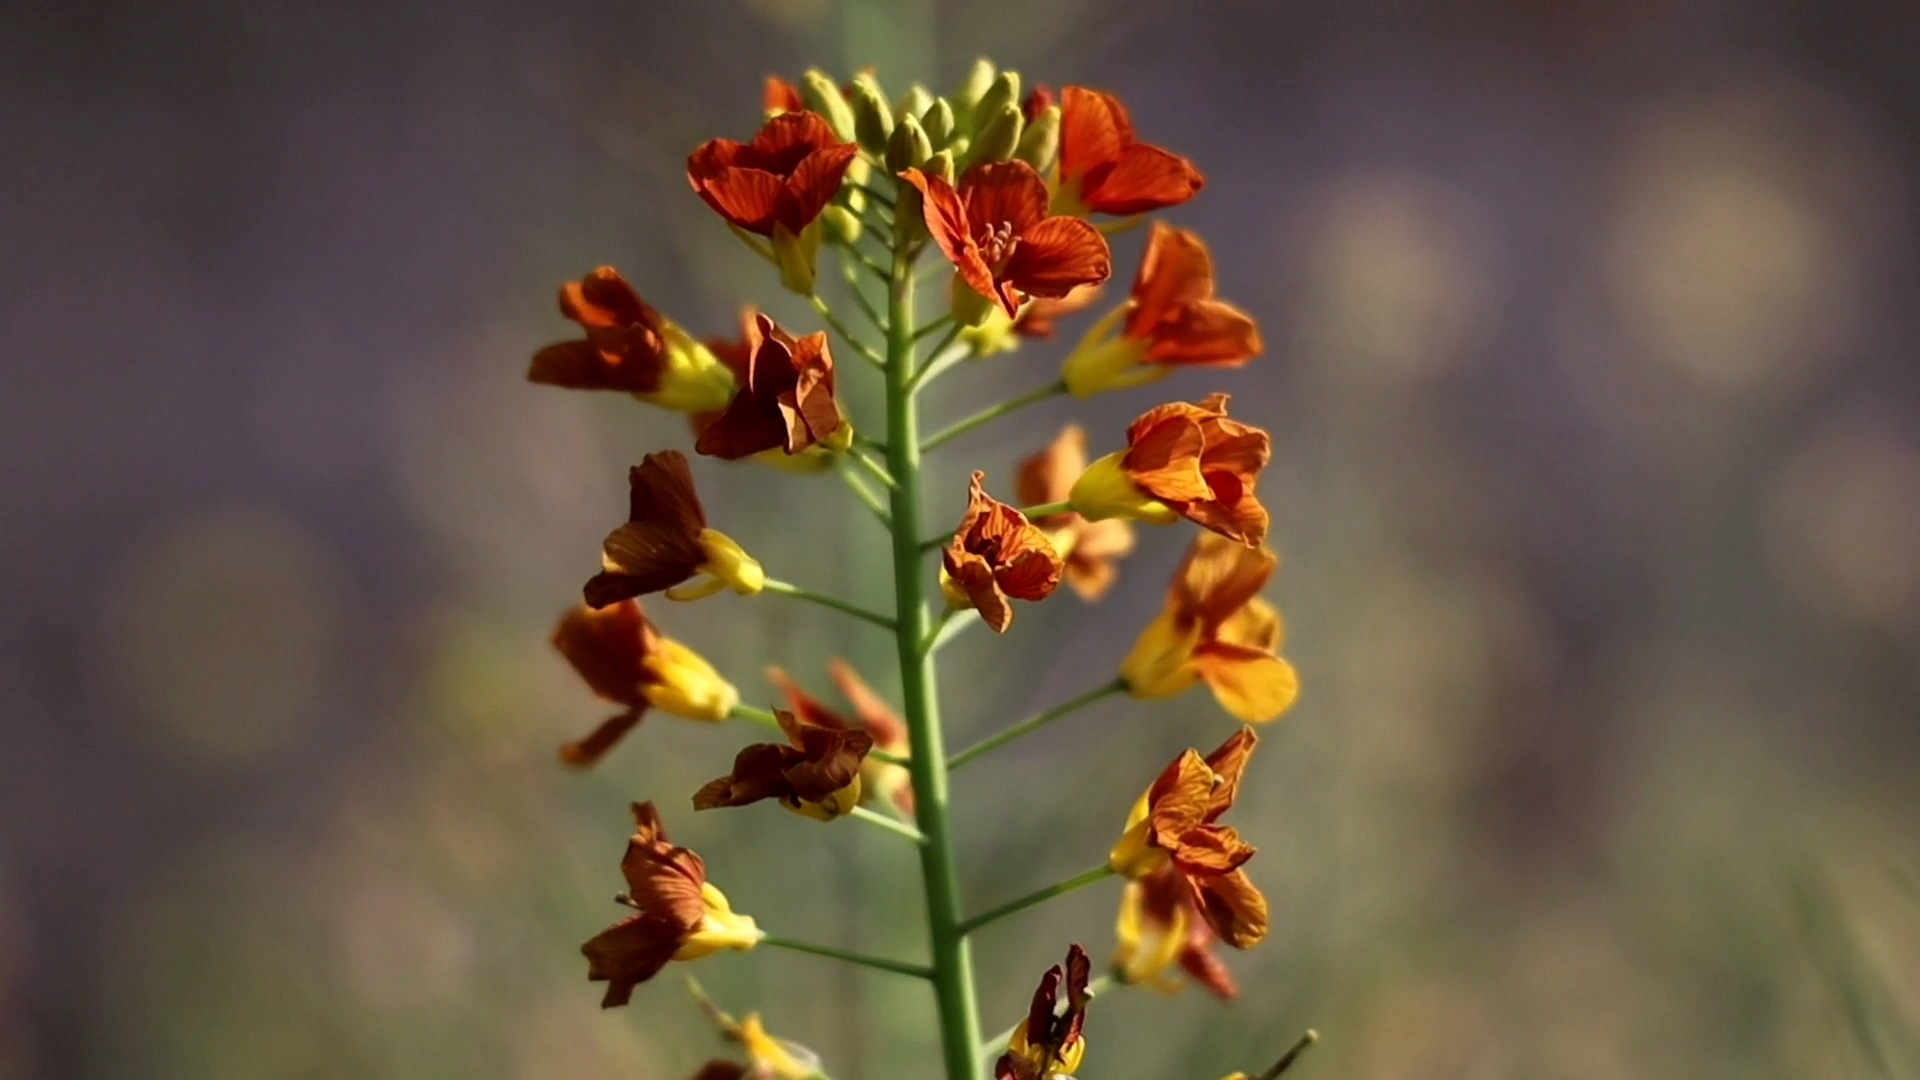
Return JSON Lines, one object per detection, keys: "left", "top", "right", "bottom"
{"left": 783, "top": 774, "right": 863, "bottom": 821}
{"left": 698, "top": 528, "right": 765, "bottom": 594}
{"left": 971, "top": 71, "right": 1021, "bottom": 134}
{"left": 641, "top": 637, "right": 739, "bottom": 722}
{"left": 850, "top": 73, "right": 894, "bottom": 155}
{"left": 673, "top": 882, "right": 764, "bottom": 959}
{"left": 951, "top": 58, "right": 995, "bottom": 125}
{"left": 886, "top": 114, "right": 933, "bottom": 173}
{"left": 1060, "top": 302, "right": 1161, "bottom": 397}
{"left": 920, "top": 98, "right": 956, "bottom": 150}
{"left": 822, "top": 203, "right": 862, "bottom": 246}
{"left": 1015, "top": 103, "right": 1061, "bottom": 173}
{"left": 800, "top": 69, "right": 857, "bottom": 142}
{"left": 950, "top": 275, "right": 997, "bottom": 328}
{"left": 925, "top": 149, "right": 956, "bottom": 186}
{"left": 895, "top": 83, "right": 933, "bottom": 125}
{"left": 1069, "top": 451, "right": 1181, "bottom": 525}
{"left": 644, "top": 323, "right": 743, "bottom": 414}
{"left": 965, "top": 103, "right": 1022, "bottom": 166}
{"left": 770, "top": 221, "right": 823, "bottom": 295}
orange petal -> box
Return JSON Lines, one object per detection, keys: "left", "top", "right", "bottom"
{"left": 688, "top": 154, "right": 784, "bottom": 234}
{"left": 1142, "top": 299, "right": 1261, "bottom": 366}
{"left": 1201, "top": 725, "right": 1258, "bottom": 815}
{"left": 1170, "top": 532, "right": 1275, "bottom": 627}
{"left": 1016, "top": 424, "right": 1089, "bottom": 508}
{"left": 1127, "top": 223, "right": 1215, "bottom": 334}
{"left": 1060, "top": 86, "right": 1133, "bottom": 179}
{"left": 559, "top": 707, "right": 648, "bottom": 768}
{"left": 1120, "top": 412, "right": 1212, "bottom": 503}
{"left": 1146, "top": 750, "right": 1214, "bottom": 841}
{"left": 961, "top": 160, "right": 1052, "bottom": 236}
{"left": 902, "top": 168, "right": 998, "bottom": 307}
{"left": 1084, "top": 143, "right": 1203, "bottom": 216}
{"left": 1170, "top": 823, "right": 1256, "bottom": 874}
{"left": 782, "top": 143, "right": 859, "bottom": 231}
{"left": 1005, "top": 216, "right": 1112, "bottom": 299}
{"left": 1189, "top": 868, "right": 1268, "bottom": 948}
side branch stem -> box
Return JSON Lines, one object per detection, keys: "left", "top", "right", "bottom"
{"left": 947, "top": 679, "right": 1127, "bottom": 769}
{"left": 808, "top": 294, "right": 886, "bottom": 369}
{"left": 759, "top": 934, "right": 932, "bottom": 979}
{"left": 956, "top": 864, "right": 1116, "bottom": 936}
{"left": 920, "top": 380, "right": 1068, "bottom": 451}
{"left": 760, "top": 578, "right": 896, "bottom": 630}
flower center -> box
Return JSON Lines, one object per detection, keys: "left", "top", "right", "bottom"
{"left": 976, "top": 221, "right": 1020, "bottom": 273}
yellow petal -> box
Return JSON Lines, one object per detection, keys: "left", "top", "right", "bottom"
{"left": 1195, "top": 651, "right": 1299, "bottom": 723}
{"left": 1118, "top": 609, "right": 1203, "bottom": 699}
{"left": 697, "top": 527, "right": 765, "bottom": 595}
{"left": 643, "top": 637, "right": 739, "bottom": 721}
{"left": 1069, "top": 451, "right": 1180, "bottom": 525}
{"left": 675, "top": 882, "right": 762, "bottom": 958}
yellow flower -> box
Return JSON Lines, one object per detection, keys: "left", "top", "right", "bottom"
{"left": 1117, "top": 532, "right": 1297, "bottom": 723}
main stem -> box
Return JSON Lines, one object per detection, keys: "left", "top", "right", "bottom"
{"left": 882, "top": 221, "right": 982, "bottom": 1080}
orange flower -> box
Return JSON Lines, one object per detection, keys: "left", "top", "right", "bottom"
{"left": 902, "top": 160, "right": 1111, "bottom": 318}
{"left": 1061, "top": 223, "right": 1261, "bottom": 397}
{"left": 1119, "top": 532, "right": 1298, "bottom": 723}
{"left": 694, "top": 313, "right": 846, "bottom": 462}
{"left": 528, "top": 267, "right": 737, "bottom": 414}
{"left": 687, "top": 111, "right": 857, "bottom": 239}
{"left": 693, "top": 708, "right": 873, "bottom": 821}
{"left": 582, "top": 452, "right": 764, "bottom": 608}
{"left": 763, "top": 76, "right": 804, "bottom": 116}
{"left": 1108, "top": 728, "right": 1268, "bottom": 950}
{"left": 1017, "top": 425, "right": 1135, "bottom": 601}
{"left": 550, "top": 600, "right": 739, "bottom": 767}
{"left": 1056, "top": 86, "right": 1204, "bottom": 217}
{"left": 1112, "top": 863, "right": 1240, "bottom": 998}
{"left": 1069, "top": 393, "right": 1270, "bottom": 545}
{"left": 766, "top": 661, "right": 914, "bottom": 814}
{"left": 940, "top": 471, "right": 1065, "bottom": 632}
{"left": 582, "top": 802, "right": 760, "bottom": 1007}
{"left": 995, "top": 945, "right": 1092, "bottom": 1080}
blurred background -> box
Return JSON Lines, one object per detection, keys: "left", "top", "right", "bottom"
{"left": 4, "top": 0, "right": 1918, "bottom": 1076}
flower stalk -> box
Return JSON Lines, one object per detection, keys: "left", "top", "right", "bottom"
{"left": 759, "top": 934, "right": 933, "bottom": 979}
{"left": 957, "top": 864, "right": 1117, "bottom": 936}
{"left": 947, "top": 679, "right": 1127, "bottom": 769}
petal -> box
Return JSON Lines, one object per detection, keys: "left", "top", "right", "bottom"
{"left": 764, "top": 75, "right": 805, "bottom": 114}
{"left": 528, "top": 340, "right": 661, "bottom": 394}
{"left": 693, "top": 743, "right": 799, "bottom": 809}
{"left": 960, "top": 160, "right": 1051, "bottom": 235}
{"left": 782, "top": 729, "right": 872, "bottom": 802}
{"left": 996, "top": 541, "right": 1065, "bottom": 602}
{"left": 1189, "top": 868, "right": 1268, "bottom": 948}
{"left": 902, "top": 169, "right": 997, "bottom": 304}
{"left": 1170, "top": 532, "right": 1275, "bottom": 626}
{"left": 550, "top": 601, "right": 652, "bottom": 704}
{"left": 1060, "top": 86, "right": 1133, "bottom": 179}
{"left": 949, "top": 555, "right": 1013, "bottom": 633}
{"left": 565, "top": 267, "right": 656, "bottom": 329}
{"left": 620, "top": 835, "right": 709, "bottom": 924}
{"left": 1178, "top": 935, "right": 1239, "bottom": 999}
{"left": 1142, "top": 299, "right": 1262, "bottom": 366}
{"left": 629, "top": 451, "right": 709, "bottom": 531}
{"left": 828, "top": 659, "right": 908, "bottom": 750}
{"left": 1083, "top": 143, "right": 1204, "bottom": 216}
{"left": 595, "top": 521, "right": 703, "bottom": 596}
{"left": 688, "top": 151, "right": 784, "bottom": 234}
{"left": 559, "top": 707, "right": 648, "bottom": 768}
{"left": 1005, "top": 216, "right": 1112, "bottom": 298}
{"left": 780, "top": 143, "right": 859, "bottom": 231}
{"left": 765, "top": 666, "right": 851, "bottom": 730}
{"left": 1170, "top": 823, "right": 1255, "bottom": 874}
{"left": 1147, "top": 750, "right": 1215, "bottom": 841}
{"left": 1192, "top": 645, "right": 1299, "bottom": 723}
{"left": 693, "top": 393, "right": 790, "bottom": 460}
{"left": 582, "top": 912, "right": 686, "bottom": 1007}
{"left": 1063, "top": 549, "right": 1118, "bottom": 601}
{"left": 1201, "top": 725, "right": 1259, "bottom": 815}
{"left": 748, "top": 110, "right": 843, "bottom": 161}
{"left": 1217, "top": 596, "right": 1283, "bottom": 653}
{"left": 784, "top": 331, "right": 841, "bottom": 447}
{"left": 1126, "top": 223, "right": 1215, "bottom": 335}
{"left": 1120, "top": 413, "right": 1213, "bottom": 503}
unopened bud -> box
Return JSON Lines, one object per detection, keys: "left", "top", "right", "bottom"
{"left": 850, "top": 74, "right": 893, "bottom": 155}
{"left": 925, "top": 150, "right": 956, "bottom": 186}
{"left": 950, "top": 278, "right": 997, "bottom": 328}
{"left": 972, "top": 71, "right": 1021, "bottom": 134}
{"left": 800, "top": 69, "right": 857, "bottom": 142}
{"left": 895, "top": 84, "right": 933, "bottom": 125}
{"left": 886, "top": 114, "right": 933, "bottom": 172}
{"left": 1015, "top": 104, "right": 1061, "bottom": 173}
{"left": 966, "top": 104, "right": 1022, "bottom": 166}
{"left": 921, "top": 99, "right": 956, "bottom": 150}
{"left": 822, "top": 204, "right": 862, "bottom": 246}
{"left": 952, "top": 59, "right": 995, "bottom": 124}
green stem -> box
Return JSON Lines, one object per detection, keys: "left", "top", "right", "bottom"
{"left": 947, "top": 679, "right": 1127, "bottom": 770}
{"left": 848, "top": 805, "right": 926, "bottom": 844}
{"left": 978, "top": 974, "right": 1116, "bottom": 1060}
{"left": 914, "top": 314, "right": 955, "bottom": 341}
{"left": 838, "top": 251, "right": 889, "bottom": 333}
{"left": 920, "top": 380, "right": 1068, "bottom": 452}
{"left": 1257, "top": 1031, "right": 1321, "bottom": 1079}
{"left": 882, "top": 181, "right": 985, "bottom": 1080}
{"left": 1017, "top": 500, "right": 1071, "bottom": 520}
{"left": 760, "top": 578, "right": 896, "bottom": 631}
{"left": 847, "top": 446, "right": 897, "bottom": 489}
{"left": 955, "top": 864, "right": 1115, "bottom": 936}
{"left": 809, "top": 294, "right": 886, "bottom": 369}
{"left": 759, "top": 933, "right": 932, "bottom": 979}
{"left": 836, "top": 463, "right": 893, "bottom": 527}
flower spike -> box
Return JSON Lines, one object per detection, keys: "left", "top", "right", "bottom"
{"left": 940, "top": 471, "right": 1065, "bottom": 632}
{"left": 1056, "top": 86, "right": 1204, "bottom": 217}
{"left": 1108, "top": 728, "right": 1268, "bottom": 951}
{"left": 583, "top": 451, "right": 765, "bottom": 609}
{"left": 1017, "top": 425, "right": 1135, "bottom": 600}
{"left": 1118, "top": 532, "right": 1298, "bottom": 723}
{"left": 693, "top": 708, "right": 873, "bottom": 821}
{"left": 694, "top": 313, "right": 848, "bottom": 463}
{"left": 901, "top": 160, "right": 1110, "bottom": 319}
{"left": 528, "top": 267, "right": 738, "bottom": 414}
{"left": 996, "top": 944, "right": 1093, "bottom": 1080}
{"left": 1062, "top": 223, "right": 1262, "bottom": 397}
{"left": 551, "top": 600, "right": 740, "bottom": 767}
{"left": 582, "top": 802, "right": 761, "bottom": 1007}
{"left": 1069, "top": 392, "right": 1271, "bottom": 545}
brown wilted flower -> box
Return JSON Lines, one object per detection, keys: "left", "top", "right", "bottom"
{"left": 551, "top": 600, "right": 739, "bottom": 767}
{"left": 528, "top": 267, "right": 737, "bottom": 414}
{"left": 1069, "top": 392, "right": 1271, "bottom": 546}
{"left": 1119, "top": 532, "right": 1298, "bottom": 723}
{"left": 582, "top": 451, "right": 765, "bottom": 609}
{"left": 694, "top": 313, "right": 847, "bottom": 462}
{"left": 581, "top": 802, "right": 760, "bottom": 1007}
{"left": 693, "top": 709, "right": 873, "bottom": 821}
{"left": 1107, "top": 727, "right": 1267, "bottom": 950}
{"left": 995, "top": 944, "right": 1092, "bottom": 1080}
{"left": 766, "top": 661, "right": 914, "bottom": 814}
{"left": 940, "top": 471, "right": 1065, "bottom": 633}
{"left": 1017, "top": 424, "right": 1135, "bottom": 601}
{"left": 1112, "top": 863, "right": 1239, "bottom": 998}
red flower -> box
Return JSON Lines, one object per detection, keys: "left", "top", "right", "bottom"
{"left": 1057, "top": 86, "right": 1204, "bottom": 217}
{"left": 694, "top": 313, "right": 843, "bottom": 460}
{"left": 1062, "top": 223, "right": 1261, "bottom": 396}
{"left": 527, "top": 268, "right": 737, "bottom": 413}
{"left": 1070, "top": 393, "right": 1271, "bottom": 546}
{"left": 940, "top": 471, "right": 1066, "bottom": 632}
{"left": 996, "top": 945, "right": 1092, "bottom": 1080}
{"left": 902, "top": 160, "right": 1111, "bottom": 318}
{"left": 687, "top": 111, "right": 858, "bottom": 237}
{"left": 1113, "top": 862, "right": 1241, "bottom": 999}
{"left": 581, "top": 451, "right": 764, "bottom": 609}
